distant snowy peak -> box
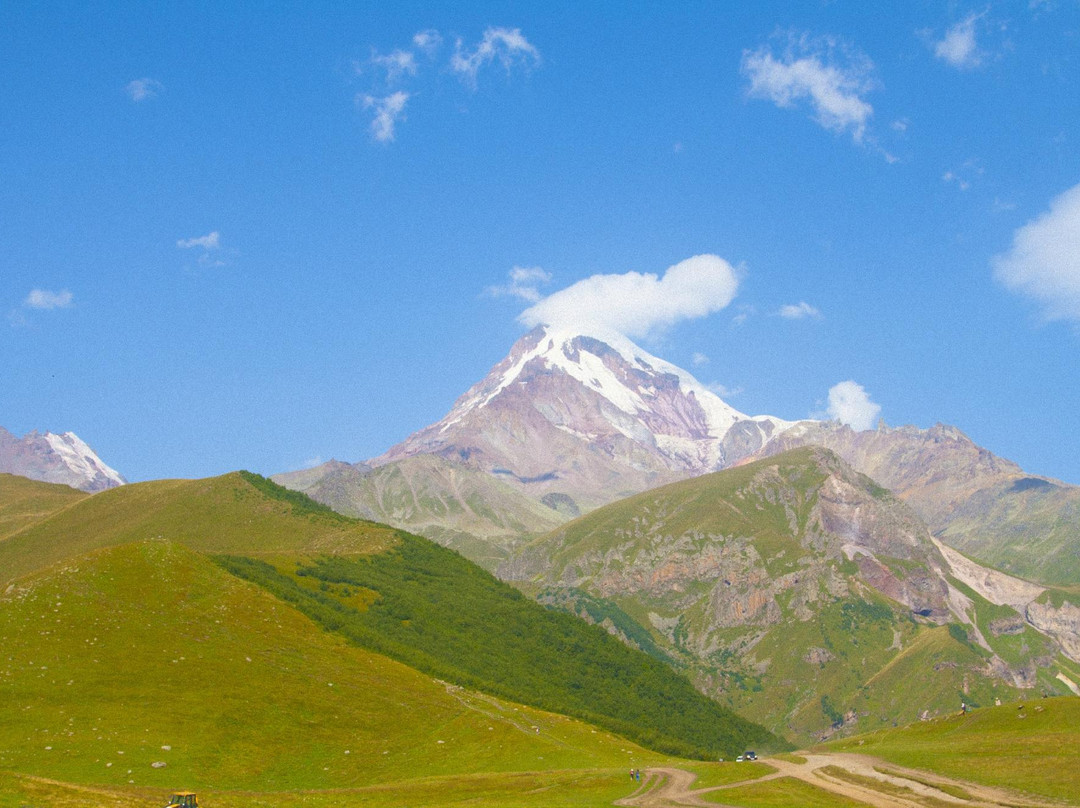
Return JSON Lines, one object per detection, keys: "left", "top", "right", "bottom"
{"left": 44, "top": 432, "right": 126, "bottom": 488}
{"left": 0, "top": 427, "right": 125, "bottom": 492}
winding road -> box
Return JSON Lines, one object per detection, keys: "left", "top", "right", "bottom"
{"left": 615, "top": 753, "right": 1073, "bottom": 808}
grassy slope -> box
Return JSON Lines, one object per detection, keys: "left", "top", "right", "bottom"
{"left": 0, "top": 471, "right": 780, "bottom": 769}
{"left": 0, "top": 474, "right": 87, "bottom": 542}
{"left": 219, "top": 535, "right": 784, "bottom": 759}
{"left": 0, "top": 472, "right": 401, "bottom": 585}
{"left": 532, "top": 448, "right": 827, "bottom": 570}
{"left": 0, "top": 540, "right": 674, "bottom": 796}
{"left": 826, "top": 696, "right": 1080, "bottom": 801}
{"left": 938, "top": 480, "right": 1080, "bottom": 586}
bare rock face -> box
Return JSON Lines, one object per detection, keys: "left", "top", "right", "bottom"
{"left": 0, "top": 427, "right": 125, "bottom": 493}
{"left": 1027, "top": 599, "right": 1080, "bottom": 662}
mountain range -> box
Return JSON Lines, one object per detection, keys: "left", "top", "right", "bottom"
{"left": 6, "top": 323, "right": 1078, "bottom": 747}
{"left": 278, "top": 325, "right": 1080, "bottom": 589}
{"left": 274, "top": 324, "right": 1080, "bottom": 741}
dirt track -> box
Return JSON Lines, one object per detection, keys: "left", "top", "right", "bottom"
{"left": 615, "top": 752, "right": 1074, "bottom": 808}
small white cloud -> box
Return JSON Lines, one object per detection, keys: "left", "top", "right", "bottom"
{"left": 691, "top": 352, "right": 709, "bottom": 366}
{"left": 301, "top": 456, "right": 324, "bottom": 469}
{"left": 826, "top": 380, "right": 881, "bottom": 431}
{"left": 942, "top": 170, "right": 970, "bottom": 191}
{"left": 942, "top": 158, "right": 985, "bottom": 191}
{"left": 126, "top": 78, "right": 163, "bottom": 102}
{"left": 24, "top": 289, "right": 73, "bottom": 310}
{"left": 370, "top": 49, "right": 417, "bottom": 83}
{"left": 933, "top": 14, "right": 982, "bottom": 69}
{"left": 451, "top": 27, "right": 540, "bottom": 88}
{"left": 176, "top": 231, "right": 221, "bottom": 250}
{"left": 741, "top": 32, "right": 877, "bottom": 143}
{"left": 731, "top": 304, "right": 756, "bottom": 327}
{"left": 706, "top": 382, "right": 744, "bottom": 399}
{"left": 487, "top": 266, "right": 552, "bottom": 303}
{"left": 519, "top": 254, "right": 740, "bottom": 340}
{"left": 993, "top": 181, "right": 1080, "bottom": 322}
{"left": 361, "top": 92, "right": 409, "bottom": 142}
{"left": 413, "top": 29, "right": 442, "bottom": 55}
{"left": 778, "top": 301, "right": 822, "bottom": 319}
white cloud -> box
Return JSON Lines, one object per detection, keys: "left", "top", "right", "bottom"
{"left": 370, "top": 49, "right": 417, "bottom": 83}
{"left": 942, "top": 170, "right": 970, "bottom": 191}
{"left": 176, "top": 231, "right": 221, "bottom": 250}
{"left": 487, "top": 266, "right": 552, "bottom": 302}
{"left": 826, "top": 380, "right": 881, "bottom": 431}
{"left": 361, "top": 92, "right": 409, "bottom": 142}
{"left": 778, "top": 301, "right": 822, "bottom": 319}
{"left": 692, "top": 352, "right": 709, "bottom": 366}
{"left": 126, "top": 77, "right": 163, "bottom": 102}
{"left": 24, "top": 289, "right": 73, "bottom": 310}
{"left": 934, "top": 14, "right": 982, "bottom": 68}
{"left": 413, "top": 29, "right": 442, "bottom": 55}
{"left": 741, "top": 32, "right": 876, "bottom": 143}
{"left": 706, "top": 382, "right": 744, "bottom": 399}
{"left": 451, "top": 27, "right": 540, "bottom": 88}
{"left": 993, "top": 181, "right": 1080, "bottom": 322}
{"left": 519, "top": 254, "right": 740, "bottom": 340}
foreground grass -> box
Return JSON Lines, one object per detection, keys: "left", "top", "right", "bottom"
{"left": 676, "top": 760, "right": 775, "bottom": 789}
{"left": 0, "top": 769, "right": 645, "bottom": 808}
{"left": 702, "top": 775, "right": 871, "bottom": 807}
{"left": 826, "top": 697, "right": 1080, "bottom": 802}
{"left": 0, "top": 541, "right": 672, "bottom": 793}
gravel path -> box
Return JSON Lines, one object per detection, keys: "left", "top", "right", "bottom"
{"left": 615, "top": 752, "right": 1075, "bottom": 808}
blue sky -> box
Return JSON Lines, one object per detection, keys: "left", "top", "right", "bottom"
{"left": 2, "top": 1, "right": 1079, "bottom": 485}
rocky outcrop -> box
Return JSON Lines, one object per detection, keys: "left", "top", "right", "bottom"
{"left": 1027, "top": 598, "right": 1080, "bottom": 663}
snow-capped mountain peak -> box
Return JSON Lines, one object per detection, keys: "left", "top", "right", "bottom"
{"left": 376, "top": 325, "right": 798, "bottom": 511}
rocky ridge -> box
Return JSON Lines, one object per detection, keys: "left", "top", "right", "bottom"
{"left": 750, "top": 421, "right": 1080, "bottom": 585}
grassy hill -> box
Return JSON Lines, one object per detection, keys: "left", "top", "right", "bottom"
{"left": 0, "top": 470, "right": 781, "bottom": 798}
{"left": 218, "top": 531, "right": 782, "bottom": 759}
{"left": 502, "top": 448, "right": 1078, "bottom": 744}
{"left": 0, "top": 471, "right": 401, "bottom": 586}
{"left": 0, "top": 473, "right": 87, "bottom": 541}
{"left": 0, "top": 539, "right": 679, "bottom": 805}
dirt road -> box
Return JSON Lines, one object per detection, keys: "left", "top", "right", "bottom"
{"left": 615, "top": 752, "right": 1073, "bottom": 808}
